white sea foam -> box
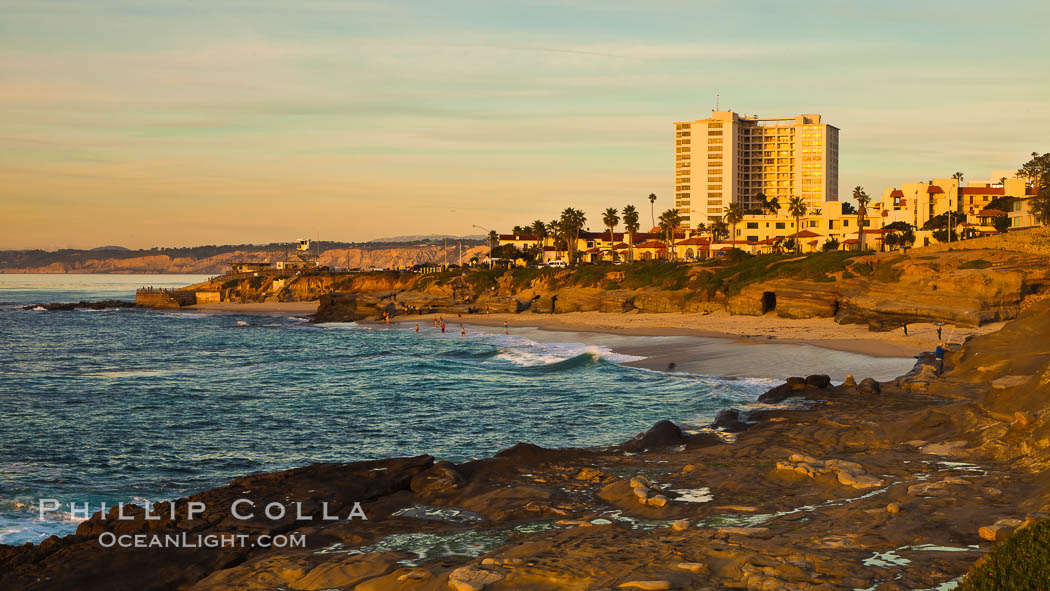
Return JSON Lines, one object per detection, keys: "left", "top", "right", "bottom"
{"left": 235, "top": 320, "right": 249, "bottom": 327}
{"left": 480, "top": 334, "right": 644, "bottom": 366}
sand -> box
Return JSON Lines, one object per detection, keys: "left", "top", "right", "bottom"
{"left": 187, "top": 301, "right": 319, "bottom": 315}
{"left": 391, "top": 309, "right": 1004, "bottom": 359}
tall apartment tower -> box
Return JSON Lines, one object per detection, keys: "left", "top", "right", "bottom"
{"left": 674, "top": 111, "right": 839, "bottom": 227}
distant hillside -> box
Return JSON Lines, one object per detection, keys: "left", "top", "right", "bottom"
{"left": 0, "top": 240, "right": 487, "bottom": 274}
{"left": 369, "top": 234, "right": 486, "bottom": 243}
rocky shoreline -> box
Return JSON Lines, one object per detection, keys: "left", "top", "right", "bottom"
{"left": 3, "top": 299, "right": 1050, "bottom": 590}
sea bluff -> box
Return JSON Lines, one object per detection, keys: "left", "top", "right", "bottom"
{"left": 4, "top": 300, "right": 1050, "bottom": 590}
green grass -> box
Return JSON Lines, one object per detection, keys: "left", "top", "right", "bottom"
{"left": 960, "top": 259, "right": 993, "bottom": 270}
{"left": 958, "top": 520, "right": 1050, "bottom": 591}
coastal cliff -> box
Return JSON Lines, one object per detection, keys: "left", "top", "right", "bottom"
{"left": 4, "top": 300, "right": 1050, "bottom": 590}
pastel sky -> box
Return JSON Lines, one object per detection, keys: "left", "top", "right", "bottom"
{"left": 2, "top": 0, "right": 1048, "bottom": 249}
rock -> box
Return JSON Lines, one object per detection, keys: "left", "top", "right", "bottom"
{"left": 786, "top": 376, "right": 807, "bottom": 388}
{"left": 576, "top": 467, "right": 603, "bottom": 481}
{"left": 671, "top": 519, "right": 690, "bottom": 531}
{"left": 908, "top": 477, "right": 973, "bottom": 497}
{"left": 447, "top": 566, "right": 504, "bottom": 591}
{"left": 919, "top": 440, "right": 968, "bottom": 457}
{"left": 836, "top": 471, "right": 883, "bottom": 489}
{"left": 857, "top": 378, "right": 881, "bottom": 394}
{"left": 646, "top": 494, "right": 668, "bottom": 507}
{"left": 494, "top": 442, "right": 550, "bottom": 460}
{"left": 718, "top": 526, "right": 771, "bottom": 537}
{"left": 398, "top": 570, "right": 429, "bottom": 582}
{"left": 618, "top": 581, "right": 672, "bottom": 590}
{"left": 410, "top": 461, "right": 466, "bottom": 499}
{"left": 992, "top": 375, "right": 1030, "bottom": 389}
{"left": 676, "top": 562, "right": 705, "bottom": 573}
{"left": 629, "top": 476, "right": 653, "bottom": 488}
{"left": 886, "top": 503, "right": 901, "bottom": 514}
{"left": 842, "top": 374, "right": 857, "bottom": 387}
{"left": 806, "top": 374, "right": 832, "bottom": 388}
{"left": 632, "top": 486, "right": 650, "bottom": 502}
{"left": 979, "top": 519, "right": 1025, "bottom": 542}
{"left": 711, "top": 408, "right": 749, "bottom": 433}
{"left": 756, "top": 382, "right": 800, "bottom": 404}
{"left": 622, "top": 420, "right": 684, "bottom": 452}
{"left": 1014, "top": 411, "right": 1035, "bottom": 427}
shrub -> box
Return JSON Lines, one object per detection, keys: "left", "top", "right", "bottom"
{"left": 957, "top": 520, "right": 1050, "bottom": 590}
{"left": 960, "top": 259, "right": 993, "bottom": 270}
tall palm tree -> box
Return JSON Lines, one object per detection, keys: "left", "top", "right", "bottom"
{"left": 531, "top": 219, "right": 547, "bottom": 244}
{"left": 648, "top": 193, "right": 657, "bottom": 229}
{"left": 602, "top": 207, "right": 620, "bottom": 260}
{"left": 787, "top": 196, "right": 808, "bottom": 254}
{"left": 622, "top": 204, "right": 640, "bottom": 261}
{"left": 852, "top": 186, "right": 871, "bottom": 251}
{"left": 548, "top": 218, "right": 562, "bottom": 262}
{"left": 657, "top": 209, "right": 682, "bottom": 261}
{"left": 559, "top": 208, "right": 587, "bottom": 266}
{"left": 487, "top": 230, "right": 499, "bottom": 267}
{"left": 724, "top": 202, "right": 744, "bottom": 244}
{"left": 950, "top": 172, "right": 964, "bottom": 244}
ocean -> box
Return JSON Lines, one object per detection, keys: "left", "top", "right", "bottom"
{"left": 0, "top": 274, "right": 915, "bottom": 545}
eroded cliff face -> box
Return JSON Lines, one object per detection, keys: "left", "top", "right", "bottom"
{"left": 309, "top": 247, "right": 1050, "bottom": 330}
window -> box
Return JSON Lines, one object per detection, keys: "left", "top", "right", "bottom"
{"left": 746, "top": 222, "right": 758, "bottom": 229}
{"left": 775, "top": 222, "right": 785, "bottom": 229}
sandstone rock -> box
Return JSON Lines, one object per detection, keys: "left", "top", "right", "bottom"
{"left": 618, "top": 580, "right": 672, "bottom": 590}
{"left": 447, "top": 566, "right": 504, "bottom": 591}
{"left": 836, "top": 470, "right": 883, "bottom": 489}
{"left": 718, "top": 526, "right": 771, "bottom": 536}
{"left": 622, "top": 420, "right": 684, "bottom": 452}
{"left": 992, "top": 375, "right": 1030, "bottom": 389}
{"left": 979, "top": 519, "right": 1024, "bottom": 542}
{"left": 712, "top": 408, "right": 749, "bottom": 432}
{"left": 576, "top": 467, "right": 604, "bottom": 481}
{"left": 842, "top": 374, "right": 857, "bottom": 387}
{"left": 1014, "top": 411, "right": 1035, "bottom": 427}
{"left": 629, "top": 475, "right": 653, "bottom": 488}
{"left": 806, "top": 374, "right": 832, "bottom": 388}
{"left": 410, "top": 461, "right": 466, "bottom": 499}
{"left": 920, "top": 440, "right": 968, "bottom": 457}
{"left": 398, "top": 570, "right": 429, "bottom": 582}
{"left": 857, "top": 378, "right": 881, "bottom": 394}
{"left": 671, "top": 519, "right": 690, "bottom": 531}
{"left": 908, "top": 477, "right": 973, "bottom": 497}
{"left": 887, "top": 503, "right": 901, "bottom": 514}
{"left": 646, "top": 494, "right": 668, "bottom": 507}
{"left": 676, "top": 562, "right": 706, "bottom": 573}
{"left": 632, "top": 486, "right": 650, "bottom": 503}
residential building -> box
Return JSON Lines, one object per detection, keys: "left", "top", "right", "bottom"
{"left": 674, "top": 111, "right": 839, "bottom": 228}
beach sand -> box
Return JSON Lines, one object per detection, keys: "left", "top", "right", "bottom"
{"left": 392, "top": 309, "right": 1003, "bottom": 359}
{"left": 187, "top": 301, "right": 319, "bottom": 315}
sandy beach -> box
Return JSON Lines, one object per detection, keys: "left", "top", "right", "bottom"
{"left": 187, "top": 301, "right": 319, "bottom": 315}
{"left": 390, "top": 309, "right": 1003, "bottom": 359}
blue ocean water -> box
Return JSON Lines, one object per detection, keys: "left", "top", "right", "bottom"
{"left": 0, "top": 274, "right": 911, "bottom": 545}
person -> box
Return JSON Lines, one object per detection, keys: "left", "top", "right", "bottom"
{"left": 460, "top": 327, "right": 466, "bottom": 335}
{"left": 937, "top": 325, "right": 943, "bottom": 340}
{"left": 384, "top": 312, "right": 389, "bottom": 326}
{"left": 504, "top": 320, "right": 509, "bottom": 335}
{"left": 415, "top": 324, "right": 419, "bottom": 332}
{"left": 934, "top": 343, "right": 945, "bottom": 376}
{"left": 902, "top": 322, "right": 908, "bottom": 336}
{"left": 440, "top": 323, "right": 446, "bottom": 333}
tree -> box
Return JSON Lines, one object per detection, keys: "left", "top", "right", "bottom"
{"left": 822, "top": 238, "right": 840, "bottom": 252}
{"left": 602, "top": 207, "right": 620, "bottom": 260}
{"left": 487, "top": 230, "right": 499, "bottom": 268}
{"left": 1018, "top": 152, "right": 1050, "bottom": 226}
{"left": 622, "top": 205, "right": 640, "bottom": 262}
{"left": 710, "top": 220, "right": 729, "bottom": 241}
{"left": 657, "top": 209, "right": 683, "bottom": 260}
{"left": 548, "top": 219, "right": 563, "bottom": 261}
{"left": 991, "top": 215, "right": 1011, "bottom": 233}
{"left": 852, "top": 186, "right": 871, "bottom": 251}
{"left": 530, "top": 219, "right": 548, "bottom": 245}
{"left": 841, "top": 202, "right": 857, "bottom": 215}
{"left": 512, "top": 225, "right": 524, "bottom": 235}
{"left": 724, "top": 203, "right": 744, "bottom": 243}
{"left": 559, "top": 208, "right": 587, "bottom": 266}
{"left": 787, "top": 196, "right": 808, "bottom": 254}
{"left": 648, "top": 193, "right": 658, "bottom": 229}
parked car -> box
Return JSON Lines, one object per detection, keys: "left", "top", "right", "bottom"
{"left": 546, "top": 260, "right": 568, "bottom": 268}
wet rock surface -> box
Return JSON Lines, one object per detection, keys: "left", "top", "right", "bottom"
{"left": 6, "top": 301, "right": 1050, "bottom": 590}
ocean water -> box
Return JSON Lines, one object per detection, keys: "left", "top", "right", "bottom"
{"left": 0, "top": 274, "right": 913, "bottom": 545}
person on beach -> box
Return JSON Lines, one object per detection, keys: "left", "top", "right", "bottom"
{"left": 384, "top": 312, "right": 389, "bottom": 325}
{"left": 441, "top": 323, "right": 446, "bottom": 333}
{"left": 937, "top": 325, "right": 943, "bottom": 340}
{"left": 415, "top": 324, "right": 419, "bottom": 332}
{"left": 934, "top": 343, "right": 945, "bottom": 376}
{"left": 902, "top": 322, "right": 908, "bottom": 336}
{"left": 460, "top": 327, "right": 466, "bottom": 335}
{"left": 504, "top": 321, "right": 508, "bottom": 335}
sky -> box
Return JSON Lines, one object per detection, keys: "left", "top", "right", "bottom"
{"left": 1, "top": 0, "right": 1048, "bottom": 249}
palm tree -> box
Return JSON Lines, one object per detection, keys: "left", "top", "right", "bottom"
{"left": 852, "top": 186, "right": 871, "bottom": 251}
{"left": 724, "top": 203, "right": 744, "bottom": 244}
{"left": 487, "top": 230, "right": 499, "bottom": 267}
{"left": 602, "top": 207, "right": 620, "bottom": 260}
{"left": 657, "top": 209, "right": 682, "bottom": 261}
{"left": 787, "top": 196, "right": 807, "bottom": 254}
{"left": 950, "top": 172, "right": 964, "bottom": 243}
{"left": 710, "top": 220, "right": 729, "bottom": 241}
{"left": 559, "top": 208, "right": 587, "bottom": 266}
{"left": 622, "top": 205, "right": 640, "bottom": 261}
{"left": 648, "top": 193, "right": 657, "bottom": 229}
{"left": 548, "top": 218, "right": 562, "bottom": 262}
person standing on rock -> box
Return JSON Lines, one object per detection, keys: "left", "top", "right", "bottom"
{"left": 902, "top": 322, "right": 908, "bottom": 336}
{"left": 935, "top": 343, "right": 945, "bottom": 376}
{"left": 937, "top": 325, "right": 943, "bottom": 340}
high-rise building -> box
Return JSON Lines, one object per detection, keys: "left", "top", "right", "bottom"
{"left": 674, "top": 111, "right": 839, "bottom": 227}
